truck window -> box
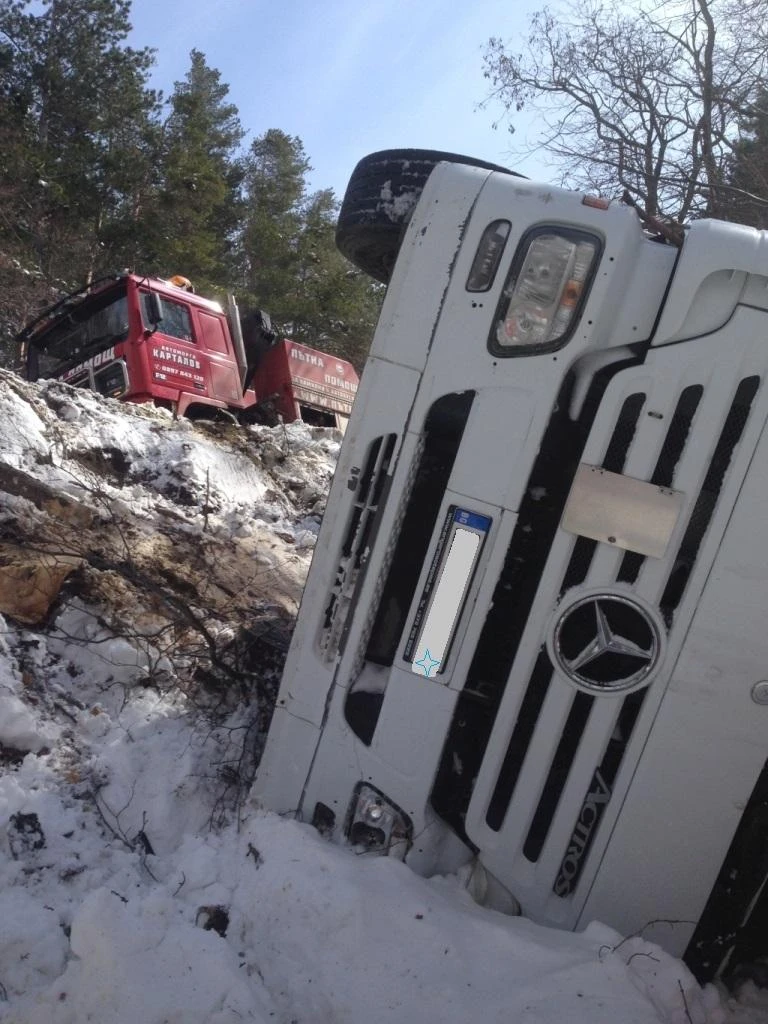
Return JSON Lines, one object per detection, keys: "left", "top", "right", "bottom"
{"left": 140, "top": 293, "right": 194, "bottom": 343}
{"left": 28, "top": 287, "right": 129, "bottom": 379}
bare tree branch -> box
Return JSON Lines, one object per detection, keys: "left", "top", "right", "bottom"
{"left": 482, "top": 0, "right": 768, "bottom": 221}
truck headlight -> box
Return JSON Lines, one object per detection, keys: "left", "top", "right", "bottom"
{"left": 347, "top": 783, "right": 412, "bottom": 857}
{"left": 491, "top": 228, "right": 600, "bottom": 354}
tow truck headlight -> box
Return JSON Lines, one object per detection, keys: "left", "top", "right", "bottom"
{"left": 491, "top": 228, "right": 600, "bottom": 354}
{"left": 347, "top": 783, "right": 412, "bottom": 858}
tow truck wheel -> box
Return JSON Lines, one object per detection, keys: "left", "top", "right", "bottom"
{"left": 335, "top": 148, "right": 516, "bottom": 284}
{"left": 187, "top": 405, "right": 239, "bottom": 426}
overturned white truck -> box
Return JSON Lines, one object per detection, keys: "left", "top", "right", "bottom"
{"left": 254, "top": 149, "right": 768, "bottom": 983}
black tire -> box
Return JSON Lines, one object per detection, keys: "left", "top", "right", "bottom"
{"left": 187, "top": 405, "right": 239, "bottom": 426}
{"left": 335, "top": 149, "right": 518, "bottom": 283}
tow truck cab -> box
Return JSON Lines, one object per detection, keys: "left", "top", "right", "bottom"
{"left": 20, "top": 272, "right": 359, "bottom": 427}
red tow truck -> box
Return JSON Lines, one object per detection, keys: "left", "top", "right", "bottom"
{"left": 19, "top": 272, "right": 359, "bottom": 429}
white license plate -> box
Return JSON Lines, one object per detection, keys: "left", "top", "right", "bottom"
{"left": 406, "top": 507, "right": 492, "bottom": 678}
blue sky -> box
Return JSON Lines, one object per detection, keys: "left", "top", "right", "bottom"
{"left": 129, "top": 0, "right": 547, "bottom": 199}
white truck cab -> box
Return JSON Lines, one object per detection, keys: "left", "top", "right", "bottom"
{"left": 254, "top": 150, "right": 768, "bottom": 984}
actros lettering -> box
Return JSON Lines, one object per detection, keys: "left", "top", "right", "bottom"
{"left": 553, "top": 770, "right": 611, "bottom": 897}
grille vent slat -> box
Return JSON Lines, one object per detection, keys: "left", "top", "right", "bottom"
{"left": 661, "top": 376, "right": 760, "bottom": 620}
{"left": 523, "top": 692, "right": 594, "bottom": 861}
{"left": 428, "top": 379, "right": 594, "bottom": 839}
{"left": 349, "top": 432, "right": 426, "bottom": 680}
{"left": 650, "top": 384, "right": 703, "bottom": 488}
{"left": 562, "top": 392, "right": 646, "bottom": 595}
{"left": 618, "top": 384, "right": 703, "bottom": 584}
{"left": 364, "top": 391, "right": 475, "bottom": 667}
{"left": 485, "top": 651, "right": 554, "bottom": 831}
{"left": 319, "top": 433, "right": 397, "bottom": 661}
{"left": 602, "top": 392, "right": 646, "bottom": 473}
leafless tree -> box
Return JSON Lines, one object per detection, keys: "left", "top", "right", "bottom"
{"left": 483, "top": 0, "right": 768, "bottom": 221}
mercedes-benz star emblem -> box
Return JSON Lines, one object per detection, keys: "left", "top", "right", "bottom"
{"left": 552, "top": 594, "right": 661, "bottom": 693}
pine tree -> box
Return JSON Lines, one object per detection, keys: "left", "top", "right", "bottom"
{"left": 291, "top": 188, "right": 382, "bottom": 368}
{"left": 0, "top": 10, "right": 380, "bottom": 367}
{"left": 0, "top": 49, "right": 47, "bottom": 362}
{"left": 0, "top": 0, "right": 159, "bottom": 279}
{"left": 0, "top": 0, "right": 159, "bottom": 361}
{"left": 143, "top": 49, "right": 244, "bottom": 291}
{"left": 239, "top": 130, "right": 381, "bottom": 367}
{"left": 239, "top": 128, "right": 310, "bottom": 317}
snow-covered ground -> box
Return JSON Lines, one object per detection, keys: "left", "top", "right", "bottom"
{"left": 0, "top": 372, "right": 764, "bottom": 1023}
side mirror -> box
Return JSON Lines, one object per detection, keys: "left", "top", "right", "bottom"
{"left": 260, "top": 310, "right": 277, "bottom": 347}
{"left": 144, "top": 292, "right": 163, "bottom": 335}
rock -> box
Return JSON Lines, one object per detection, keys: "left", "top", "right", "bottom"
{"left": 8, "top": 812, "right": 46, "bottom": 859}
{"left": 0, "top": 545, "right": 82, "bottom": 625}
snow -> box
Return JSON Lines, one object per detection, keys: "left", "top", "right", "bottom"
{"left": 379, "top": 180, "right": 421, "bottom": 222}
{"left": 0, "top": 372, "right": 764, "bottom": 1023}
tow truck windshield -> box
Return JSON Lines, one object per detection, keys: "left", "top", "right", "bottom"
{"left": 28, "top": 285, "right": 129, "bottom": 379}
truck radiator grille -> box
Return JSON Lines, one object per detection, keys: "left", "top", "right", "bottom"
{"left": 430, "top": 389, "right": 642, "bottom": 836}
{"left": 436, "top": 393, "right": 647, "bottom": 839}
{"left": 432, "top": 374, "right": 761, "bottom": 904}
{"left": 319, "top": 433, "right": 397, "bottom": 661}
{"left": 550, "top": 376, "right": 760, "bottom": 898}
{"left": 483, "top": 394, "right": 646, "bottom": 839}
